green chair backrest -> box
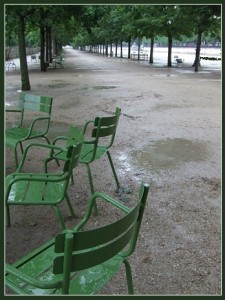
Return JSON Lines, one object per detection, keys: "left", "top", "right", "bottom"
{"left": 66, "top": 126, "right": 84, "bottom": 148}
{"left": 92, "top": 107, "right": 121, "bottom": 148}
{"left": 17, "top": 92, "right": 53, "bottom": 130}
{"left": 52, "top": 183, "right": 149, "bottom": 293}
{"left": 19, "top": 92, "right": 53, "bottom": 114}
{"left": 63, "top": 128, "right": 84, "bottom": 172}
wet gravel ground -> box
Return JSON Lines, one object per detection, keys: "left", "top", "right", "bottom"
{"left": 5, "top": 49, "right": 221, "bottom": 295}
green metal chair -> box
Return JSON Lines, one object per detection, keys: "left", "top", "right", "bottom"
{"left": 6, "top": 92, "right": 53, "bottom": 168}
{"left": 5, "top": 129, "right": 83, "bottom": 230}
{"left": 5, "top": 183, "right": 150, "bottom": 295}
{"left": 46, "top": 108, "right": 121, "bottom": 196}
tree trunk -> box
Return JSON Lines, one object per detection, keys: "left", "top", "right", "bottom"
{"left": 115, "top": 40, "right": 118, "bottom": 57}
{"left": 45, "top": 28, "right": 49, "bottom": 63}
{"left": 138, "top": 38, "right": 141, "bottom": 60}
{"left": 40, "top": 25, "right": 47, "bottom": 71}
{"left": 120, "top": 40, "right": 123, "bottom": 58}
{"left": 45, "top": 27, "right": 52, "bottom": 63}
{"left": 110, "top": 42, "right": 113, "bottom": 57}
{"left": 167, "top": 32, "right": 172, "bottom": 67}
{"left": 192, "top": 31, "right": 202, "bottom": 72}
{"left": 17, "top": 14, "right": 31, "bottom": 90}
{"left": 128, "top": 36, "right": 131, "bottom": 59}
{"left": 149, "top": 37, "right": 154, "bottom": 64}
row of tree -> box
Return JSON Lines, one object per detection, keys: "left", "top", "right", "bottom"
{"left": 5, "top": 5, "right": 221, "bottom": 90}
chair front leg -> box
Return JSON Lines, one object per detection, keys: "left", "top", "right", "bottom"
{"left": 65, "top": 193, "right": 75, "bottom": 218}
{"left": 123, "top": 258, "right": 134, "bottom": 294}
{"left": 53, "top": 205, "right": 66, "bottom": 230}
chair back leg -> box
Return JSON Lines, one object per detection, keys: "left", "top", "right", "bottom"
{"left": 106, "top": 151, "right": 120, "bottom": 191}
{"left": 14, "top": 146, "right": 19, "bottom": 168}
{"left": 86, "top": 164, "right": 98, "bottom": 214}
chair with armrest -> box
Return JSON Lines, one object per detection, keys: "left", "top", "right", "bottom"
{"left": 6, "top": 92, "right": 53, "bottom": 167}
{"left": 45, "top": 108, "right": 121, "bottom": 213}
{"left": 6, "top": 128, "right": 83, "bottom": 230}
{"left": 5, "top": 183, "right": 150, "bottom": 295}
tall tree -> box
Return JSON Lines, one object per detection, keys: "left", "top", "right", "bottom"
{"left": 6, "top": 6, "right": 35, "bottom": 90}
{"left": 184, "top": 5, "right": 221, "bottom": 72}
{"left": 157, "top": 5, "right": 192, "bottom": 67}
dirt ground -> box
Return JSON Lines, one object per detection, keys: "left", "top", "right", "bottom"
{"left": 5, "top": 49, "right": 221, "bottom": 295}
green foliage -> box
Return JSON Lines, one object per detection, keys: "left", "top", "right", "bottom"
{"left": 5, "top": 4, "right": 221, "bottom": 49}
{"left": 25, "top": 29, "right": 40, "bottom": 47}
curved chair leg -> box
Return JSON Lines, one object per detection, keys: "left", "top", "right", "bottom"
{"left": 86, "top": 164, "right": 98, "bottom": 214}
{"left": 43, "top": 138, "right": 60, "bottom": 170}
{"left": 44, "top": 156, "right": 60, "bottom": 173}
{"left": 65, "top": 193, "right": 75, "bottom": 218}
{"left": 107, "top": 151, "right": 120, "bottom": 191}
{"left": 53, "top": 205, "right": 65, "bottom": 230}
{"left": 123, "top": 258, "right": 134, "bottom": 294}
{"left": 19, "top": 141, "right": 24, "bottom": 155}
{"left": 43, "top": 136, "right": 51, "bottom": 145}
{"left": 44, "top": 157, "right": 51, "bottom": 173}
{"left": 70, "top": 172, "right": 74, "bottom": 185}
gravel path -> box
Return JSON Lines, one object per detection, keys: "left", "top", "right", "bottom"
{"left": 5, "top": 48, "right": 221, "bottom": 295}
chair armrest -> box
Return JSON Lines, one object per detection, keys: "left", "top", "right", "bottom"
{"left": 74, "top": 192, "right": 131, "bottom": 231}
{"left": 16, "top": 143, "right": 67, "bottom": 172}
{"left": 7, "top": 172, "right": 66, "bottom": 183}
{"left": 52, "top": 136, "right": 69, "bottom": 146}
{"left": 82, "top": 120, "right": 95, "bottom": 135}
{"left": 27, "top": 116, "right": 51, "bottom": 137}
{"left": 93, "top": 192, "right": 131, "bottom": 213}
{"left": 6, "top": 264, "right": 62, "bottom": 290}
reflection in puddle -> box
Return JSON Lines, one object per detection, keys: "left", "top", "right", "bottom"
{"left": 153, "top": 74, "right": 178, "bottom": 77}
{"left": 126, "top": 138, "right": 207, "bottom": 172}
{"left": 81, "top": 86, "right": 117, "bottom": 91}
{"left": 93, "top": 86, "right": 117, "bottom": 90}
{"left": 118, "top": 153, "right": 132, "bottom": 172}
{"left": 5, "top": 101, "right": 18, "bottom": 107}
{"left": 45, "top": 83, "right": 68, "bottom": 89}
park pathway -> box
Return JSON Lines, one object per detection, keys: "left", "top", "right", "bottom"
{"left": 5, "top": 48, "right": 221, "bottom": 295}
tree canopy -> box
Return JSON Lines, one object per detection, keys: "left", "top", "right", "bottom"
{"left": 5, "top": 4, "right": 221, "bottom": 89}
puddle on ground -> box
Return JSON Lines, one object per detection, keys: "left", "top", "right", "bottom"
{"left": 153, "top": 74, "right": 178, "bottom": 77}
{"left": 93, "top": 86, "right": 117, "bottom": 90}
{"left": 5, "top": 101, "right": 18, "bottom": 107}
{"left": 152, "top": 104, "right": 180, "bottom": 111}
{"left": 45, "top": 83, "right": 69, "bottom": 89}
{"left": 130, "top": 138, "right": 207, "bottom": 171}
{"left": 80, "top": 86, "right": 117, "bottom": 91}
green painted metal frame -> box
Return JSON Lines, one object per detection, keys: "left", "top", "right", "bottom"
{"left": 45, "top": 108, "right": 121, "bottom": 213}
{"left": 5, "top": 92, "right": 53, "bottom": 167}
{"left": 6, "top": 130, "right": 83, "bottom": 230}
{"left": 5, "top": 183, "right": 150, "bottom": 295}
